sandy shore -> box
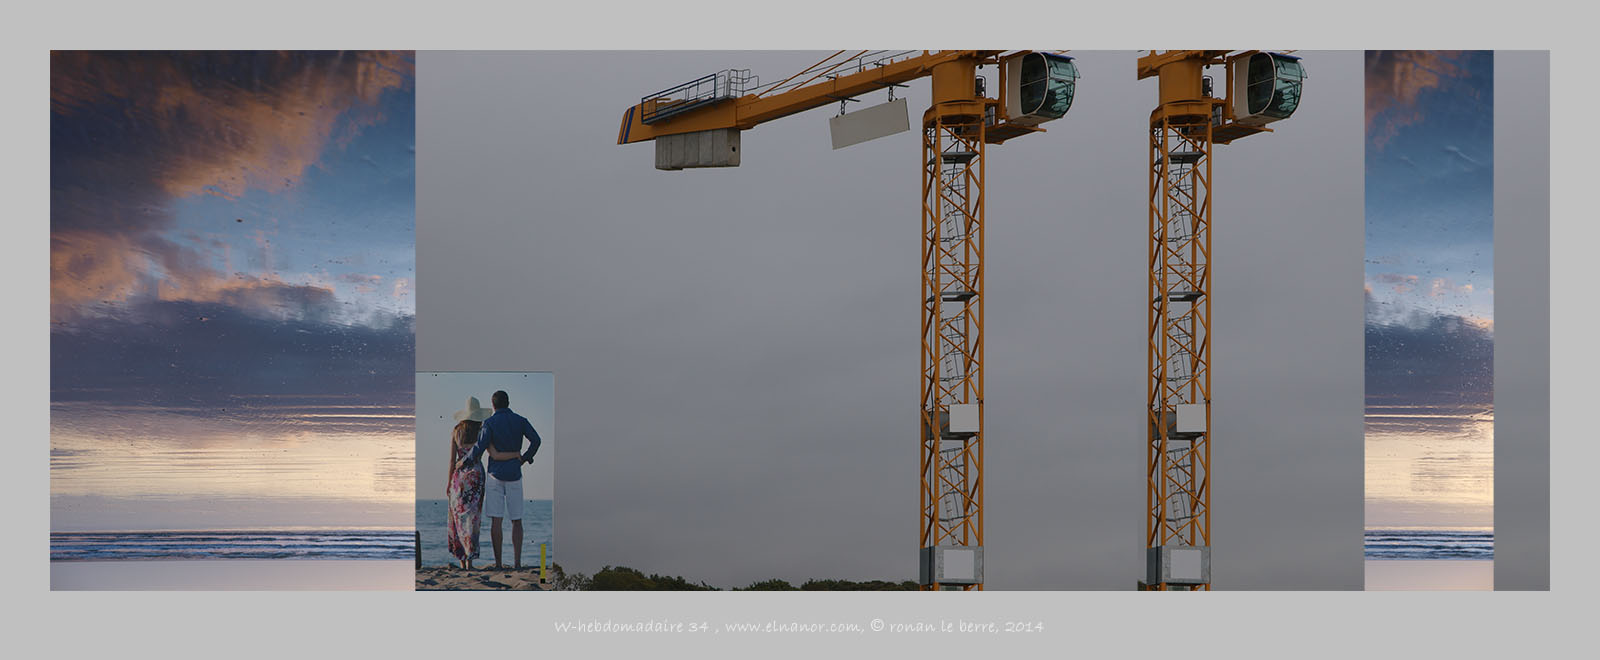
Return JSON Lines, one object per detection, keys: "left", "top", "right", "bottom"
{"left": 416, "top": 565, "right": 550, "bottom": 591}
{"left": 51, "top": 560, "right": 413, "bottom": 590}
{"left": 1365, "top": 560, "right": 1493, "bottom": 590}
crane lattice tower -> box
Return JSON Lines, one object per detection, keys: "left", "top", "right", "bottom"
{"left": 1136, "top": 50, "right": 1305, "bottom": 591}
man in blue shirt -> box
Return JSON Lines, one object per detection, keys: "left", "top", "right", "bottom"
{"left": 461, "top": 389, "right": 542, "bottom": 569}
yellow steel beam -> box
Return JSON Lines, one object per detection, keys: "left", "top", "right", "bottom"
{"left": 1143, "top": 52, "right": 1218, "bottom": 592}
{"left": 618, "top": 51, "right": 1003, "bottom": 144}
{"left": 1140, "top": 48, "right": 1298, "bottom": 591}
{"left": 920, "top": 114, "right": 986, "bottom": 591}
{"left": 1135, "top": 50, "right": 1229, "bottom": 80}
{"left": 1145, "top": 113, "right": 1213, "bottom": 592}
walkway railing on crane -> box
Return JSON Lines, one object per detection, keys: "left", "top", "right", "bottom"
{"left": 639, "top": 69, "right": 758, "bottom": 124}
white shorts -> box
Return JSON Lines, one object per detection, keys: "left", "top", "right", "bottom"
{"left": 483, "top": 475, "right": 524, "bottom": 521}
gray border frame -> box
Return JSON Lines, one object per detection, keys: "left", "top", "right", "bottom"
{"left": 1493, "top": 50, "right": 1551, "bottom": 590}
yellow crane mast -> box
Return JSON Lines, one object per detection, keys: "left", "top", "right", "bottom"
{"left": 619, "top": 50, "right": 1080, "bottom": 591}
{"left": 1135, "top": 50, "right": 1305, "bottom": 591}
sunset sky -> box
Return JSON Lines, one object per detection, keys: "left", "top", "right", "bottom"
{"left": 1365, "top": 51, "right": 1493, "bottom": 407}
{"left": 50, "top": 52, "right": 416, "bottom": 531}
{"left": 1364, "top": 51, "right": 1493, "bottom": 548}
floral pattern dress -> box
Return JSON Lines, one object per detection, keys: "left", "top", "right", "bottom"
{"left": 446, "top": 439, "right": 484, "bottom": 562}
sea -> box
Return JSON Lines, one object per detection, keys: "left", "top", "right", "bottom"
{"left": 1364, "top": 529, "right": 1494, "bottom": 560}
{"left": 1365, "top": 403, "right": 1493, "bottom": 568}
{"left": 50, "top": 529, "right": 413, "bottom": 561}
{"left": 415, "top": 499, "right": 554, "bottom": 568}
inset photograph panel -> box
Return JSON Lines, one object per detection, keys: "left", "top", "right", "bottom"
{"left": 415, "top": 371, "right": 554, "bottom": 590}
{"left": 50, "top": 51, "right": 417, "bottom": 590}
{"left": 1364, "top": 50, "right": 1496, "bottom": 590}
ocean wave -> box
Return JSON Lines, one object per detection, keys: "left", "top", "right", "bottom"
{"left": 1364, "top": 529, "right": 1493, "bottom": 560}
{"left": 50, "top": 530, "right": 414, "bottom": 561}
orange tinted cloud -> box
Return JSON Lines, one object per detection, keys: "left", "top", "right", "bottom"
{"left": 51, "top": 51, "right": 413, "bottom": 321}
{"left": 51, "top": 232, "right": 146, "bottom": 316}
{"left": 52, "top": 51, "right": 412, "bottom": 202}
{"left": 51, "top": 230, "right": 340, "bottom": 322}
{"left": 339, "top": 273, "right": 383, "bottom": 295}
{"left": 1426, "top": 277, "right": 1475, "bottom": 298}
{"left": 1365, "top": 51, "right": 1462, "bottom": 150}
{"left": 1372, "top": 272, "right": 1420, "bottom": 294}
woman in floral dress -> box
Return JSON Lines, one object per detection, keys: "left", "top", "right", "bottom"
{"left": 446, "top": 397, "right": 521, "bottom": 569}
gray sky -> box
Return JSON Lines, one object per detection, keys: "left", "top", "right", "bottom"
{"left": 1492, "top": 51, "right": 1550, "bottom": 590}
{"left": 418, "top": 50, "right": 1365, "bottom": 590}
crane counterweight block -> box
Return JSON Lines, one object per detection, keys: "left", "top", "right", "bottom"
{"left": 654, "top": 128, "right": 741, "bottom": 170}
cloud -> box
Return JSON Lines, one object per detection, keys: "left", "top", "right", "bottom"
{"left": 50, "top": 51, "right": 414, "bottom": 322}
{"left": 50, "top": 228, "right": 341, "bottom": 323}
{"left": 212, "top": 281, "right": 339, "bottom": 322}
{"left": 1443, "top": 144, "right": 1483, "bottom": 169}
{"left": 52, "top": 51, "right": 413, "bottom": 203}
{"left": 1427, "top": 277, "right": 1473, "bottom": 298}
{"left": 50, "top": 232, "right": 148, "bottom": 314}
{"left": 1369, "top": 273, "right": 1478, "bottom": 303}
{"left": 1366, "top": 313, "right": 1493, "bottom": 405}
{"left": 52, "top": 301, "right": 414, "bottom": 406}
{"left": 1364, "top": 51, "right": 1462, "bottom": 150}
{"left": 1372, "top": 272, "right": 1420, "bottom": 294}
{"left": 1367, "top": 272, "right": 1487, "bottom": 330}
{"left": 338, "top": 273, "right": 384, "bottom": 295}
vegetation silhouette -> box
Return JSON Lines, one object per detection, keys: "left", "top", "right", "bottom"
{"left": 547, "top": 564, "right": 917, "bottom": 591}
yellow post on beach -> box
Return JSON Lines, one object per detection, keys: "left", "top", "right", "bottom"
{"left": 540, "top": 543, "right": 547, "bottom": 583}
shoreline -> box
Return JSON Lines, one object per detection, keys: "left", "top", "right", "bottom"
{"left": 416, "top": 565, "right": 549, "bottom": 591}
{"left": 51, "top": 559, "right": 413, "bottom": 591}
{"left": 51, "top": 526, "right": 413, "bottom": 533}
{"left": 1364, "top": 559, "right": 1493, "bottom": 591}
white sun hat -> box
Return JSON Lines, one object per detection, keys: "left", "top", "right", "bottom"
{"left": 452, "top": 396, "right": 493, "bottom": 422}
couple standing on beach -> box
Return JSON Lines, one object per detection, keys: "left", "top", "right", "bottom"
{"left": 446, "top": 390, "right": 543, "bottom": 570}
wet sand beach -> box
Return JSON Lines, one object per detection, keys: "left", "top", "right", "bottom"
{"left": 416, "top": 565, "right": 549, "bottom": 591}
{"left": 51, "top": 559, "right": 413, "bottom": 590}
{"left": 1364, "top": 560, "right": 1493, "bottom": 591}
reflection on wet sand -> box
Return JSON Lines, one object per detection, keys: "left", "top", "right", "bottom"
{"left": 1365, "top": 404, "right": 1492, "bottom": 590}
{"left": 1365, "top": 405, "right": 1492, "bottom": 529}
{"left": 51, "top": 402, "right": 413, "bottom": 530}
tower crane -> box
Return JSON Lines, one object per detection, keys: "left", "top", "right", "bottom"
{"left": 618, "top": 50, "right": 1081, "bottom": 590}
{"left": 1135, "top": 50, "right": 1305, "bottom": 591}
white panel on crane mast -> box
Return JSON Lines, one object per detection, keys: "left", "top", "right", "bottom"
{"left": 1146, "top": 545, "right": 1212, "bottom": 585}
{"left": 920, "top": 545, "right": 984, "bottom": 585}
{"left": 948, "top": 403, "right": 980, "bottom": 435}
{"left": 1175, "top": 403, "right": 1207, "bottom": 434}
